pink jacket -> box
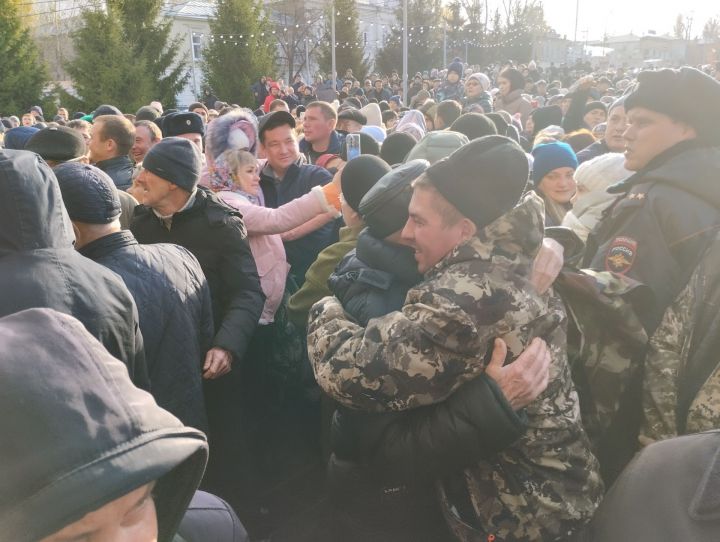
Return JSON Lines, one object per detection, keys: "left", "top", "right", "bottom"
{"left": 218, "top": 187, "right": 338, "bottom": 323}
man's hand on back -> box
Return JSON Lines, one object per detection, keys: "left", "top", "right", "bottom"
{"left": 485, "top": 338, "right": 551, "bottom": 410}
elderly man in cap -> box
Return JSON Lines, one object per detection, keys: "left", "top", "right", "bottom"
{"left": 162, "top": 111, "right": 205, "bottom": 151}
{"left": 54, "top": 162, "right": 214, "bottom": 432}
{"left": 89, "top": 114, "right": 136, "bottom": 190}
{"left": 308, "top": 136, "right": 602, "bottom": 541}
{"left": 336, "top": 108, "right": 367, "bottom": 134}
{"left": 130, "top": 136, "right": 264, "bottom": 496}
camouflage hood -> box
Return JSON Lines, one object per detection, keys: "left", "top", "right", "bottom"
{"left": 427, "top": 192, "right": 545, "bottom": 279}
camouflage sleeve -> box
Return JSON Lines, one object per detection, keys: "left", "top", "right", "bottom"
{"left": 640, "top": 279, "right": 693, "bottom": 445}
{"left": 307, "top": 293, "right": 489, "bottom": 413}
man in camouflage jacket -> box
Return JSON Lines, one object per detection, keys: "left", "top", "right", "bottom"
{"left": 308, "top": 136, "right": 603, "bottom": 541}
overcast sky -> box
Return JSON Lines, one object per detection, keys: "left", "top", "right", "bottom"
{"left": 484, "top": 1, "right": 719, "bottom": 41}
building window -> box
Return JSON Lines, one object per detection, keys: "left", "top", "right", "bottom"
{"left": 192, "top": 33, "right": 203, "bottom": 61}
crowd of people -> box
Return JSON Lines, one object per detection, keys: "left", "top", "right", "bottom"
{"left": 2, "top": 56, "right": 720, "bottom": 542}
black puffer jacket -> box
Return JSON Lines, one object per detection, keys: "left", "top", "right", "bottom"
{"left": 329, "top": 229, "right": 422, "bottom": 327}
{"left": 95, "top": 154, "right": 134, "bottom": 191}
{"left": 131, "top": 187, "right": 264, "bottom": 362}
{"left": 0, "top": 149, "right": 148, "bottom": 388}
{"left": 80, "top": 230, "right": 214, "bottom": 432}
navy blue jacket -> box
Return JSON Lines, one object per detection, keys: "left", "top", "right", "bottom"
{"left": 298, "top": 130, "right": 345, "bottom": 164}
{"left": 260, "top": 161, "right": 337, "bottom": 285}
{"left": 80, "top": 230, "right": 214, "bottom": 432}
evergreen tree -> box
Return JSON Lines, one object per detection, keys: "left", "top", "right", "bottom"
{"left": 375, "top": 0, "right": 443, "bottom": 76}
{"left": 65, "top": 0, "right": 187, "bottom": 112}
{"left": 318, "top": 0, "right": 369, "bottom": 81}
{"left": 0, "top": 0, "right": 48, "bottom": 115}
{"left": 203, "top": 0, "right": 275, "bottom": 106}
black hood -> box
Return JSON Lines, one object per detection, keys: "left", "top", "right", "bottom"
{"left": 608, "top": 141, "right": 720, "bottom": 209}
{"left": 0, "top": 150, "right": 75, "bottom": 255}
{"left": 0, "top": 308, "right": 208, "bottom": 542}
{"left": 356, "top": 228, "right": 422, "bottom": 283}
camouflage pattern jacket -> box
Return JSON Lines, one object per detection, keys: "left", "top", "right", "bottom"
{"left": 641, "top": 231, "right": 720, "bottom": 445}
{"left": 308, "top": 194, "right": 603, "bottom": 541}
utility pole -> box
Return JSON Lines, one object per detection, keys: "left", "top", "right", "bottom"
{"left": 402, "top": 0, "right": 408, "bottom": 105}
{"left": 331, "top": 3, "right": 336, "bottom": 91}
{"left": 443, "top": 24, "right": 447, "bottom": 67}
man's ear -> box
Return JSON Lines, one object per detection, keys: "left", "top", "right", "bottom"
{"left": 459, "top": 217, "right": 477, "bottom": 241}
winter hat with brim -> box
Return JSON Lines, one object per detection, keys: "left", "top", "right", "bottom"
{"left": 143, "top": 137, "right": 201, "bottom": 192}
{"left": 340, "top": 154, "right": 391, "bottom": 212}
{"left": 425, "top": 135, "right": 529, "bottom": 230}
{"left": 54, "top": 163, "right": 121, "bottom": 224}
{"left": 3, "top": 126, "right": 40, "bottom": 150}
{"left": 360, "top": 159, "right": 429, "bottom": 238}
{"left": 531, "top": 141, "right": 578, "bottom": 183}
{"left": 0, "top": 308, "right": 207, "bottom": 542}
{"left": 450, "top": 113, "right": 498, "bottom": 141}
{"left": 624, "top": 67, "right": 720, "bottom": 144}
{"left": 25, "top": 126, "right": 87, "bottom": 162}
{"left": 405, "top": 130, "right": 469, "bottom": 164}
{"left": 162, "top": 112, "right": 205, "bottom": 137}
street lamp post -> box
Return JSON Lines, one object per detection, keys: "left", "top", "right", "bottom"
{"left": 331, "top": 4, "right": 336, "bottom": 92}
{"left": 402, "top": 0, "right": 408, "bottom": 105}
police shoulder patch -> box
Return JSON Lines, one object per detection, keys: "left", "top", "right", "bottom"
{"left": 605, "top": 236, "right": 637, "bottom": 274}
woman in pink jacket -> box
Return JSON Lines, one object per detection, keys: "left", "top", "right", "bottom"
{"left": 211, "top": 149, "right": 340, "bottom": 324}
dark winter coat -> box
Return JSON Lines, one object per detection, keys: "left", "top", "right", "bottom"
{"left": 462, "top": 92, "right": 493, "bottom": 114}
{"left": 435, "top": 80, "right": 464, "bottom": 103}
{"left": 251, "top": 79, "right": 269, "bottom": 108}
{"left": 95, "top": 154, "right": 135, "bottom": 191}
{"left": 367, "top": 87, "right": 392, "bottom": 102}
{"left": 0, "top": 149, "right": 148, "bottom": 388}
{"left": 578, "top": 431, "right": 720, "bottom": 542}
{"left": 0, "top": 308, "right": 207, "bottom": 542}
{"left": 131, "top": 187, "right": 264, "bottom": 362}
{"left": 260, "top": 161, "right": 337, "bottom": 285}
{"left": 80, "top": 230, "right": 214, "bottom": 431}
{"left": 584, "top": 140, "right": 720, "bottom": 334}
{"left": 329, "top": 229, "right": 422, "bottom": 328}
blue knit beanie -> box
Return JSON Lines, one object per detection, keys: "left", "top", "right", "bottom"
{"left": 531, "top": 141, "right": 578, "bottom": 183}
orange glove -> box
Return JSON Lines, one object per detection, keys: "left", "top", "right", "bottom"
{"left": 321, "top": 181, "right": 342, "bottom": 212}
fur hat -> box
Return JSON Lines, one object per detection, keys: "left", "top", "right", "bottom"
{"left": 624, "top": 67, "right": 720, "bottom": 144}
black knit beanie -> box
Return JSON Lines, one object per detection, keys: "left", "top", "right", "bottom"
{"left": 340, "top": 155, "right": 391, "bottom": 212}
{"left": 425, "top": 135, "right": 528, "bottom": 229}
{"left": 142, "top": 137, "right": 201, "bottom": 192}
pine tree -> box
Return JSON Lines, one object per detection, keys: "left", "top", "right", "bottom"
{"left": 375, "top": 0, "right": 443, "bottom": 76}
{"left": 0, "top": 0, "right": 48, "bottom": 115}
{"left": 203, "top": 0, "right": 275, "bottom": 106}
{"left": 65, "top": 0, "right": 187, "bottom": 112}
{"left": 318, "top": 0, "right": 369, "bottom": 81}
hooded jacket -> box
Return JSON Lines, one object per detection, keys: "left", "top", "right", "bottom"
{"left": 0, "top": 149, "right": 148, "bottom": 388}
{"left": 308, "top": 194, "right": 603, "bottom": 540}
{"left": 495, "top": 88, "right": 533, "bottom": 127}
{"left": 0, "top": 308, "right": 208, "bottom": 542}
{"left": 79, "top": 230, "right": 214, "bottom": 432}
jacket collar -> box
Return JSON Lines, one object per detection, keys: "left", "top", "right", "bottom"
{"left": 95, "top": 155, "right": 132, "bottom": 170}
{"left": 79, "top": 230, "right": 137, "bottom": 260}
{"left": 426, "top": 193, "right": 545, "bottom": 278}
